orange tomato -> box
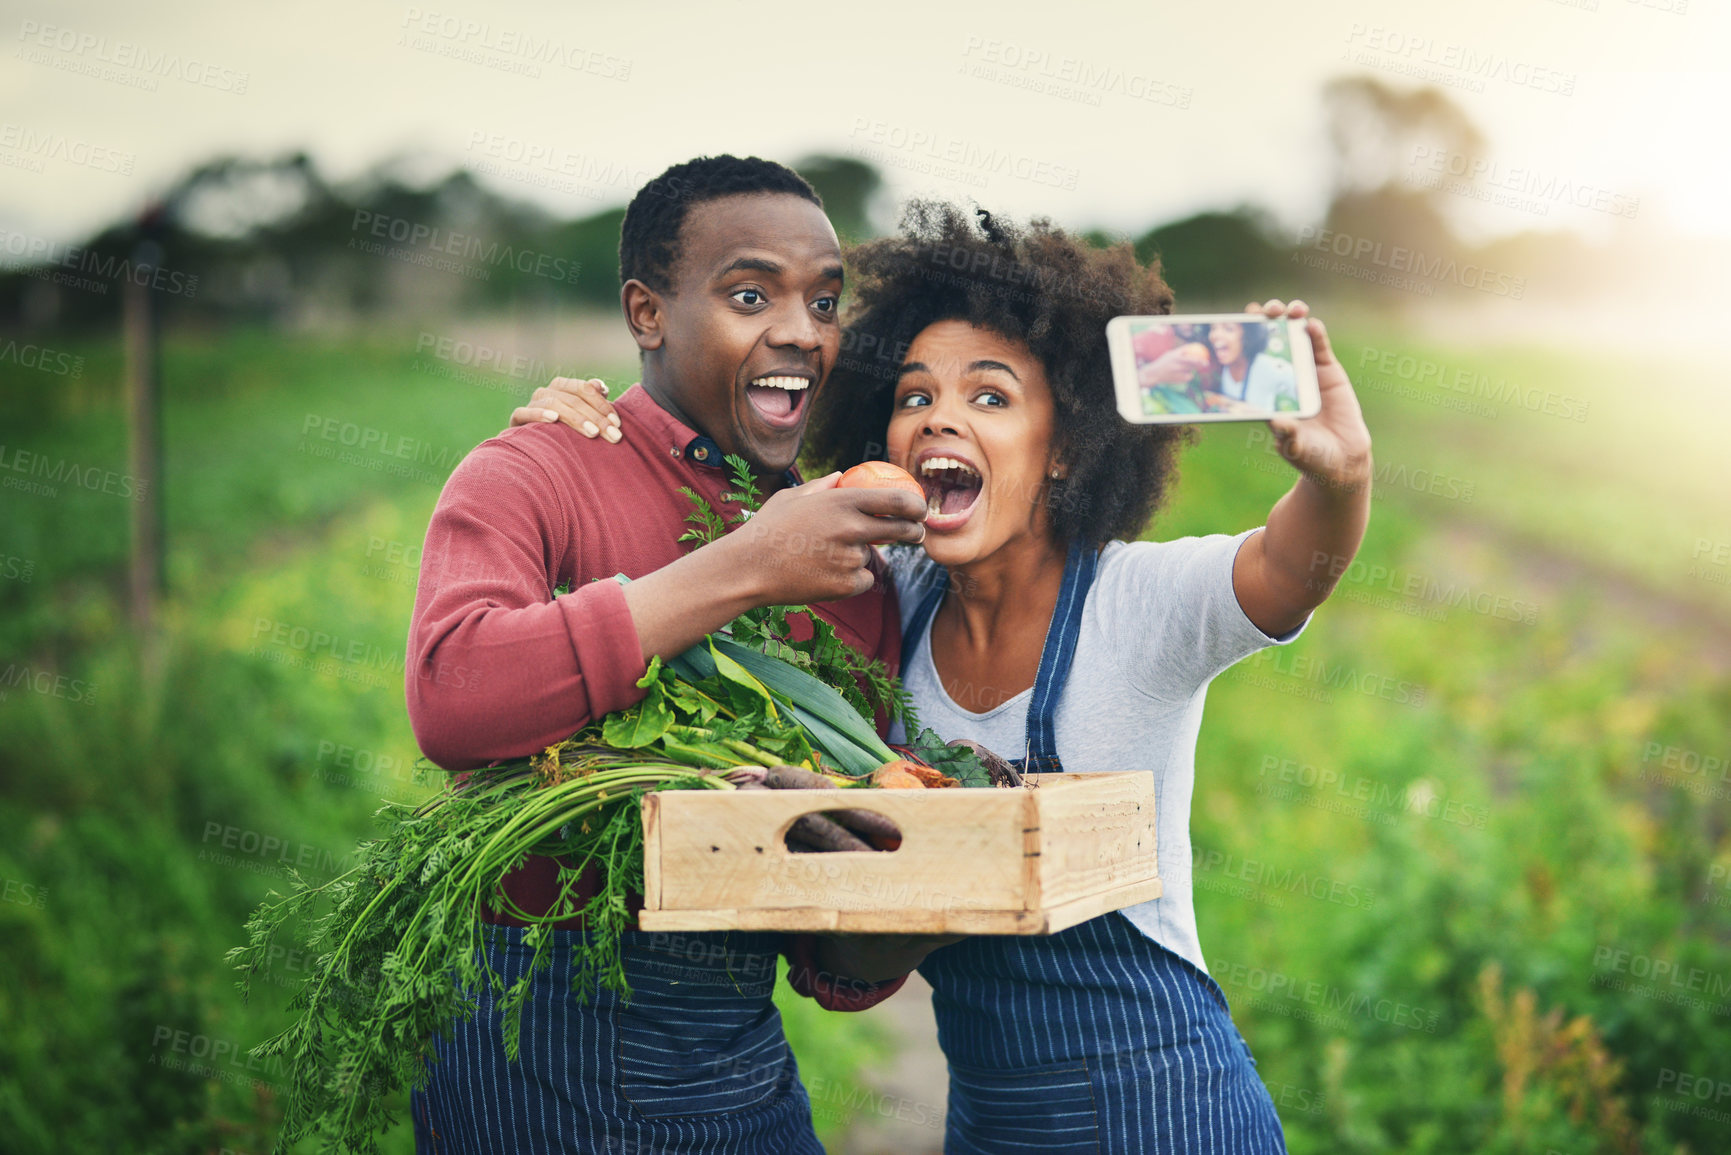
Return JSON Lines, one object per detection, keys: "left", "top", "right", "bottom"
{"left": 837, "top": 461, "right": 926, "bottom": 545}
{"left": 837, "top": 460, "right": 924, "bottom": 497}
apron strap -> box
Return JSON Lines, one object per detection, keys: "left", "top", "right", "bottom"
{"left": 1019, "top": 541, "right": 1098, "bottom": 774}
{"left": 899, "top": 566, "right": 948, "bottom": 678}
{"left": 900, "top": 542, "right": 1100, "bottom": 775}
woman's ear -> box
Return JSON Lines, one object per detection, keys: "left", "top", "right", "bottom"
{"left": 621, "top": 279, "right": 665, "bottom": 352}
{"left": 1047, "top": 436, "right": 1071, "bottom": 480}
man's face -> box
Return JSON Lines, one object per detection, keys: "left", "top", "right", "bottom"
{"left": 646, "top": 194, "right": 843, "bottom": 475}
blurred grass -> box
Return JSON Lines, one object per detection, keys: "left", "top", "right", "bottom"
{"left": 1, "top": 318, "right": 1726, "bottom": 1153}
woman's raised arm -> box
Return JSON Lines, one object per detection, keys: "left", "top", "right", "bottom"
{"left": 1230, "top": 298, "right": 1374, "bottom": 638}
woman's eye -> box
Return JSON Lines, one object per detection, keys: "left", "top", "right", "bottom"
{"left": 896, "top": 393, "right": 930, "bottom": 409}
{"left": 730, "top": 288, "right": 766, "bottom": 306}
{"left": 976, "top": 390, "right": 1007, "bottom": 407}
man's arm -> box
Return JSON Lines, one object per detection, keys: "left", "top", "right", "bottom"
{"left": 406, "top": 442, "right": 647, "bottom": 769}
{"left": 1231, "top": 301, "right": 1373, "bottom": 637}
{"left": 407, "top": 440, "right": 928, "bottom": 769}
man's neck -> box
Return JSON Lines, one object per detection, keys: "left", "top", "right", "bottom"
{"left": 639, "top": 371, "right": 792, "bottom": 492}
{"left": 640, "top": 375, "right": 699, "bottom": 437}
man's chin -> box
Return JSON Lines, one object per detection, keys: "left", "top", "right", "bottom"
{"left": 732, "top": 425, "right": 805, "bottom": 476}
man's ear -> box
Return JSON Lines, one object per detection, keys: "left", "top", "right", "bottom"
{"left": 622, "top": 279, "right": 665, "bottom": 352}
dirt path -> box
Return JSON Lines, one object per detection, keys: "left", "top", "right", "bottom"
{"left": 1416, "top": 512, "right": 1731, "bottom": 674}
{"left": 832, "top": 973, "right": 947, "bottom": 1155}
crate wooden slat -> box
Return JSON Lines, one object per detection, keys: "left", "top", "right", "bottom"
{"left": 639, "top": 772, "right": 1160, "bottom": 935}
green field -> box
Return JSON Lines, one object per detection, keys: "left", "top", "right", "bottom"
{"left": 1, "top": 316, "right": 1725, "bottom": 1153}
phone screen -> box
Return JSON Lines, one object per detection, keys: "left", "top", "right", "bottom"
{"left": 1109, "top": 315, "right": 1318, "bottom": 423}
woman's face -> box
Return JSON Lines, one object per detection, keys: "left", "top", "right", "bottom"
{"left": 1208, "top": 321, "right": 1244, "bottom": 364}
{"left": 886, "top": 320, "right": 1060, "bottom": 568}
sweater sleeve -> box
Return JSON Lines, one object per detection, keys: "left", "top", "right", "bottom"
{"left": 781, "top": 934, "right": 909, "bottom": 1012}
{"left": 406, "top": 440, "right": 649, "bottom": 770}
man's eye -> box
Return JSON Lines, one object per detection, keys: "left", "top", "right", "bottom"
{"left": 812, "top": 295, "right": 838, "bottom": 314}
{"left": 731, "top": 288, "right": 766, "bottom": 306}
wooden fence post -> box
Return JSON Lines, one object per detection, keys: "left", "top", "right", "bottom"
{"left": 123, "top": 241, "right": 164, "bottom": 639}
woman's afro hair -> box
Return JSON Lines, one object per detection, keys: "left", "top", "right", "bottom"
{"left": 805, "top": 200, "right": 1193, "bottom": 548}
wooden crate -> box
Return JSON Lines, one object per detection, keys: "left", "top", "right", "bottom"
{"left": 638, "top": 772, "right": 1161, "bottom": 935}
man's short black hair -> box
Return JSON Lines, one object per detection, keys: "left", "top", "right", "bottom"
{"left": 805, "top": 200, "right": 1192, "bottom": 549}
{"left": 619, "top": 155, "right": 823, "bottom": 292}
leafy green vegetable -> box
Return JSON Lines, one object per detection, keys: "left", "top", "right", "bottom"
{"left": 907, "top": 727, "right": 996, "bottom": 788}
{"left": 601, "top": 681, "right": 674, "bottom": 748}
{"left": 709, "top": 640, "right": 780, "bottom": 721}
{"left": 715, "top": 637, "right": 896, "bottom": 769}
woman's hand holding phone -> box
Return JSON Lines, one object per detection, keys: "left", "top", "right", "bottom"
{"left": 1249, "top": 299, "right": 1372, "bottom": 494}
{"left": 1229, "top": 299, "right": 1374, "bottom": 639}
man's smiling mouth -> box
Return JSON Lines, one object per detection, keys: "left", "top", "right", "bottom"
{"left": 744, "top": 374, "right": 811, "bottom": 428}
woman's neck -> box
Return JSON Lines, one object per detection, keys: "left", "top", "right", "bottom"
{"left": 1225, "top": 354, "right": 1248, "bottom": 381}
{"left": 940, "top": 533, "right": 1068, "bottom": 653}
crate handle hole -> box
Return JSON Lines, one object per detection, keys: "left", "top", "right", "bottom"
{"left": 784, "top": 809, "right": 902, "bottom": 854}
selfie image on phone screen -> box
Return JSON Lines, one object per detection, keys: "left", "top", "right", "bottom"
{"left": 1107, "top": 314, "right": 1322, "bottom": 425}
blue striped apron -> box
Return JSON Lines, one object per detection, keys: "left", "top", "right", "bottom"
{"left": 411, "top": 928, "right": 824, "bottom": 1154}
{"left": 902, "top": 543, "right": 1287, "bottom": 1154}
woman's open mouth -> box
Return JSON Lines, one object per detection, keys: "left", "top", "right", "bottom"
{"left": 917, "top": 453, "right": 983, "bottom": 533}
{"left": 744, "top": 375, "right": 811, "bottom": 430}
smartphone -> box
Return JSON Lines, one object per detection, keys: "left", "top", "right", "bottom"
{"left": 1106, "top": 314, "right": 1321, "bottom": 424}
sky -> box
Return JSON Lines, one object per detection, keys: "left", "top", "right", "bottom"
{"left": 0, "top": 0, "right": 1724, "bottom": 247}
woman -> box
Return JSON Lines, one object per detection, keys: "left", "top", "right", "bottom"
{"left": 1207, "top": 319, "right": 1300, "bottom": 412}
{"left": 512, "top": 202, "right": 1372, "bottom": 1153}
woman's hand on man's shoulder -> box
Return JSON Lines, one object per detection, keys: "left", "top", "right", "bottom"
{"left": 508, "top": 377, "right": 626, "bottom": 443}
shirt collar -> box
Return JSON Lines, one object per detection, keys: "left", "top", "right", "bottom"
{"left": 683, "top": 433, "right": 800, "bottom": 487}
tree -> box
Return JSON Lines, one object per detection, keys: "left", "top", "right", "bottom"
{"left": 792, "top": 155, "right": 888, "bottom": 243}
{"left": 1133, "top": 208, "right": 1290, "bottom": 307}
{"left": 1320, "top": 76, "right": 1481, "bottom": 255}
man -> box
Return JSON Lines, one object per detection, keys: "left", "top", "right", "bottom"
{"left": 406, "top": 156, "right": 931, "bottom": 1153}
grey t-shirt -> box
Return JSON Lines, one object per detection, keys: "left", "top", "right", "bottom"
{"left": 883, "top": 530, "right": 1305, "bottom": 975}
